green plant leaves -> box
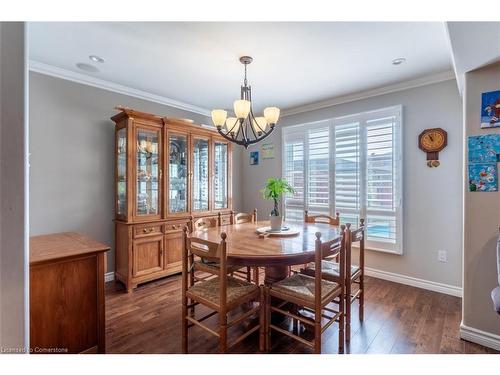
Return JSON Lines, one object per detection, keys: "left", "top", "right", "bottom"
{"left": 259, "top": 177, "right": 295, "bottom": 200}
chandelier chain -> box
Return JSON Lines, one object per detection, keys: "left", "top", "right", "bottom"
{"left": 243, "top": 63, "right": 248, "bottom": 87}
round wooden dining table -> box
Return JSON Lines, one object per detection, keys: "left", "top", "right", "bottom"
{"left": 190, "top": 220, "right": 343, "bottom": 284}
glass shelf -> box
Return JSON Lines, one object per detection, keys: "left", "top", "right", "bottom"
{"left": 116, "top": 128, "right": 127, "bottom": 216}
{"left": 136, "top": 128, "right": 160, "bottom": 216}
{"left": 214, "top": 141, "right": 228, "bottom": 209}
{"left": 169, "top": 133, "right": 188, "bottom": 214}
{"left": 193, "top": 138, "right": 209, "bottom": 211}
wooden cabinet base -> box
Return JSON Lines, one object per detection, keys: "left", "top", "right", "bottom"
{"left": 115, "top": 215, "right": 230, "bottom": 292}
{"left": 30, "top": 232, "right": 109, "bottom": 354}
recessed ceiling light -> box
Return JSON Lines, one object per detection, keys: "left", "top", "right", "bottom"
{"left": 76, "top": 63, "right": 100, "bottom": 73}
{"left": 89, "top": 55, "right": 105, "bottom": 63}
{"left": 392, "top": 57, "right": 406, "bottom": 65}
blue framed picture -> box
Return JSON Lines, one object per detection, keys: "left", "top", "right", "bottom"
{"left": 480, "top": 90, "right": 500, "bottom": 128}
{"left": 468, "top": 134, "right": 500, "bottom": 163}
{"left": 250, "top": 151, "right": 259, "bottom": 165}
{"left": 468, "top": 163, "right": 498, "bottom": 192}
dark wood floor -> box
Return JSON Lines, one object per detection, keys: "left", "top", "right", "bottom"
{"left": 105, "top": 274, "right": 498, "bottom": 354}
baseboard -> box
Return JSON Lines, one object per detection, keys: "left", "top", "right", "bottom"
{"left": 105, "top": 271, "right": 115, "bottom": 283}
{"left": 460, "top": 323, "right": 500, "bottom": 351}
{"left": 365, "top": 267, "right": 463, "bottom": 297}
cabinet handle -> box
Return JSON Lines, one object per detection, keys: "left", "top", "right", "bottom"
{"left": 143, "top": 227, "right": 154, "bottom": 233}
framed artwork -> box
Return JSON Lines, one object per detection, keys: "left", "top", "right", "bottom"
{"left": 468, "top": 135, "right": 500, "bottom": 192}
{"left": 250, "top": 151, "right": 259, "bottom": 165}
{"left": 261, "top": 143, "right": 275, "bottom": 159}
{"left": 468, "top": 134, "right": 500, "bottom": 163}
{"left": 469, "top": 163, "right": 498, "bottom": 192}
{"left": 480, "top": 90, "right": 500, "bottom": 128}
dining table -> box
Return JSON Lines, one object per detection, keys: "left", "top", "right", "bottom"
{"left": 190, "top": 220, "right": 343, "bottom": 285}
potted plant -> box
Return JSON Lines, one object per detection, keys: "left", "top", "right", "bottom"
{"left": 260, "top": 177, "right": 295, "bottom": 231}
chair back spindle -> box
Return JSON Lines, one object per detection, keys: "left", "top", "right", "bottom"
{"left": 191, "top": 216, "right": 219, "bottom": 232}
{"left": 305, "top": 210, "right": 340, "bottom": 226}
{"left": 232, "top": 209, "right": 258, "bottom": 224}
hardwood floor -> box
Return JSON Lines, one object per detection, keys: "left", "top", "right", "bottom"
{"left": 105, "top": 274, "right": 498, "bottom": 354}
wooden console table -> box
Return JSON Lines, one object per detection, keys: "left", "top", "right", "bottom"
{"left": 30, "top": 232, "right": 109, "bottom": 354}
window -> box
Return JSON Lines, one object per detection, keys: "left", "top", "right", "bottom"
{"left": 282, "top": 106, "right": 403, "bottom": 254}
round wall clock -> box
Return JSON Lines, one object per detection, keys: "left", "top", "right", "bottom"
{"left": 418, "top": 128, "right": 448, "bottom": 167}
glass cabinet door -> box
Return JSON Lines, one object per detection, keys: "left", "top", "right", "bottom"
{"left": 192, "top": 138, "right": 209, "bottom": 211}
{"left": 168, "top": 133, "right": 188, "bottom": 214}
{"left": 136, "top": 127, "right": 160, "bottom": 217}
{"left": 116, "top": 127, "right": 127, "bottom": 217}
{"left": 213, "top": 141, "right": 228, "bottom": 210}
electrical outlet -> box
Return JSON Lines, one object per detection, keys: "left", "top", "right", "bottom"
{"left": 438, "top": 250, "right": 447, "bottom": 263}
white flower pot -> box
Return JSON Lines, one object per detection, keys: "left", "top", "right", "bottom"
{"left": 269, "top": 215, "right": 282, "bottom": 231}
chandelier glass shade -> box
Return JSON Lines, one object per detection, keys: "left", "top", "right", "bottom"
{"left": 211, "top": 56, "right": 280, "bottom": 148}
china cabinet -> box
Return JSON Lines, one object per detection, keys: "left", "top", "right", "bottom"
{"left": 112, "top": 108, "right": 232, "bottom": 291}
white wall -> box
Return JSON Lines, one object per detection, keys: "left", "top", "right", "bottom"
{"left": 0, "top": 22, "right": 28, "bottom": 352}
{"left": 29, "top": 72, "right": 243, "bottom": 272}
{"left": 242, "top": 79, "right": 463, "bottom": 289}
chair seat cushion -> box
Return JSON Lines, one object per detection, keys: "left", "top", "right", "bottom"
{"left": 270, "top": 273, "right": 340, "bottom": 304}
{"left": 188, "top": 276, "right": 259, "bottom": 306}
{"left": 302, "top": 260, "right": 360, "bottom": 280}
{"left": 194, "top": 259, "right": 245, "bottom": 274}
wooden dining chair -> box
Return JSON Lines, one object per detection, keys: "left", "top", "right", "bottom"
{"left": 191, "top": 216, "right": 219, "bottom": 232}
{"left": 231, "top": 209, "right": 260, "bottom": 284}
{"left": 295, "top": 210, "right": 341, "bottom": 272}
{"left": 265, "top": 227, "right": 347, "bottom": 354}
{"left": 181, "top": 228, "right": 264, "bottom": 353}
{"left": 301, "top": 219, "right": 365, "bottom": 342}
{"left": 304, "top": 210, "right": 340, "bottom": 225}
{"left": 189, "top": 216, "right": 253, "bottom": 283}
{"left": 231, "top": 209, "right": 258, "bottom": 225}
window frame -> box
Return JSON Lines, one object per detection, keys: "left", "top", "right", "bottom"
{"left": 282, "top": 105, "right": 403, "bottom": 255}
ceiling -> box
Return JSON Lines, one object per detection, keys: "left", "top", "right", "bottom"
{"left": 446, "top": 22, "right": 500, "bottom": 94}
{"left": 28, "top": 22, "right": 453, "bottom": 115}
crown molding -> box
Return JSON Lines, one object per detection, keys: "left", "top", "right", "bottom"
{"left": 30, "top": 60, "right": 455, "bottom": 120}
{"left": 281, "top": 70, "right": 456, "bottom": 117}
{"left": 29, "top": 60, "right": 211, "bottom": 117}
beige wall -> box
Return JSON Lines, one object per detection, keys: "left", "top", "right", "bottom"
{"left": 462, "top": 62, "right": 500, "bottom": 338}
{"left": 242, "top": 79, "right": 464, "bottom": 289}
{"left": 29, "top": 72, "right": 243, "bottom": 273}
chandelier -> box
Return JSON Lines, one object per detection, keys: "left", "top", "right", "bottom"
{"left": 211, "top": 56, "right": 280, "bottom": 148}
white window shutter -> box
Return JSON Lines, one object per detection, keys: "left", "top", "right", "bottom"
{"left": 283, "top": 106, "right": 403, "bottom": 254}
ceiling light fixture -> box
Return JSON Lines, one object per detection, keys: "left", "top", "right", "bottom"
{"left": 89, "top": 55, "right": 105, "bottom": 63}
{"left": 76, "top": 63, "right": 99, "bottom": 73}
{"left": 211, "top": 56, "right": 279, "bottom": 148}
{"left": 392, "top": 57, "right": 406, "bottom": 65}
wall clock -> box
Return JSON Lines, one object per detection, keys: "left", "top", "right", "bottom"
{"left": 418, "top": 128, "right": 448, "bottom": 167}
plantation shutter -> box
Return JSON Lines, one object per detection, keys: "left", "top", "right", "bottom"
{"left": 333, "top": 117, "right": 361, "bottom": 227}
{"left": 306, "top": 126, "right": 330, "bottom": 215}
{"left": 283, "top": 106, "right": 402, "bottom": 254}
{"left": 363, "top": 109, "right": 402, "bottom": 252}
{"left": 283, "top": 130, "right": 305, "bottom": 221}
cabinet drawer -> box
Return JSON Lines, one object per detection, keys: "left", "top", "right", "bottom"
{"left": 133, "top": 224, "right": 163, "bottom": 238}
{"left": 164, "top": 221, "right": 189, "bottom": 233}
